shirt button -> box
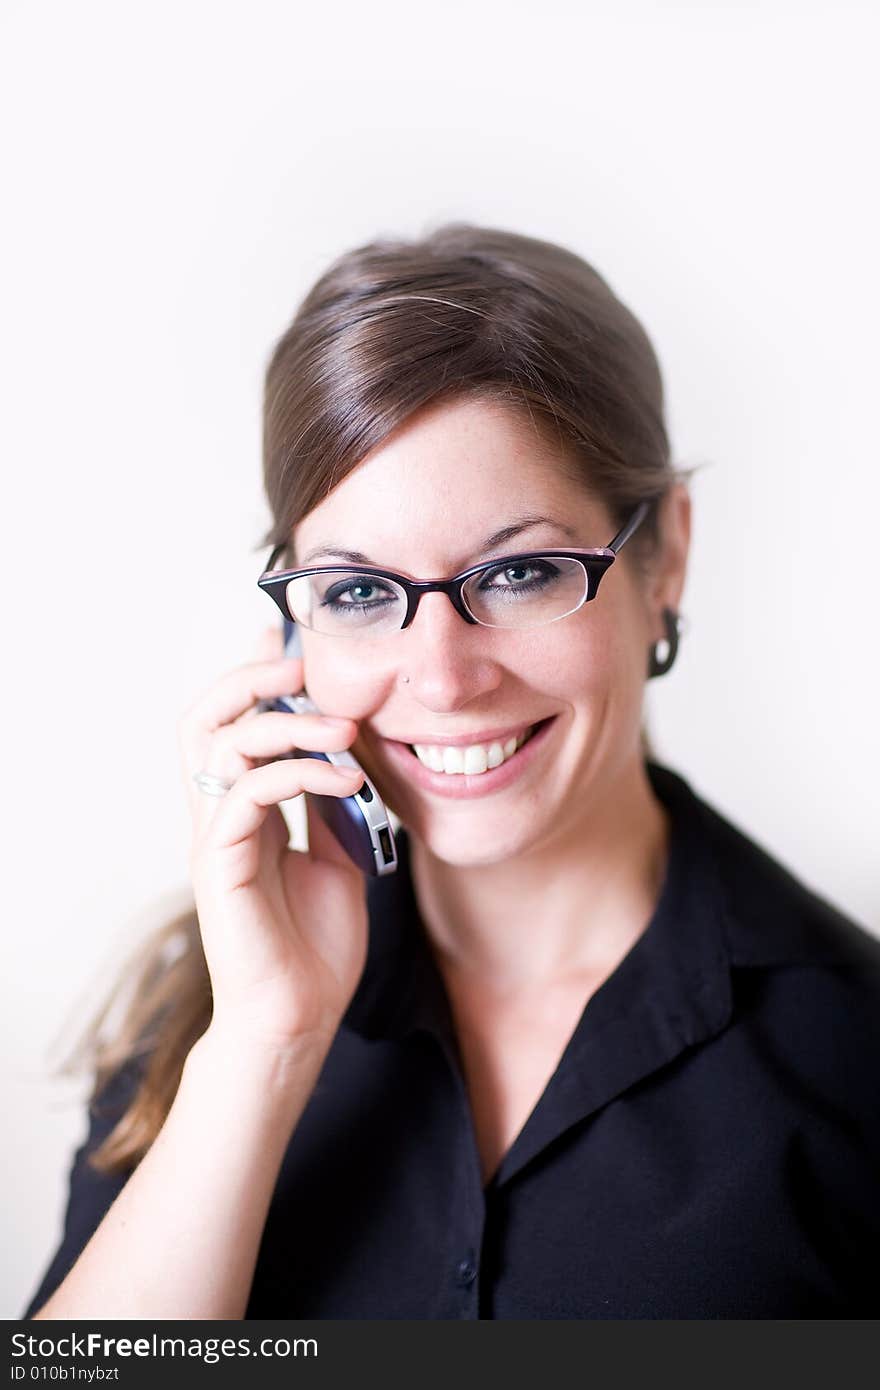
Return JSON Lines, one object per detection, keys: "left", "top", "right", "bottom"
{"left": 455, "top": 1257, "right": 477, "bottom": 1287}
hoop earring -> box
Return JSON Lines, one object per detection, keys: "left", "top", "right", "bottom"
{"left": 647, "top": 607, "right": 682, "bottom": 679}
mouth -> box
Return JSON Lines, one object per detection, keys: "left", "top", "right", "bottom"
{"left": 379, "top": 716, "right": 559, "bottom": 800}
{"left": 407, "top": 721, "right": 543, "bottom": 775}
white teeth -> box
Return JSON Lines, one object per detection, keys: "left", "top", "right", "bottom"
{"left": 462, "top": 745, "right": 487, "bottom": 774}
{"left": 486, "top": 742, "right": 504, "bottom": 769}
{"left": 411, "top": 726, "right": 535, "bottom": 775}
{"left": 442, "top": 746, "right": 465, "bottom": 774}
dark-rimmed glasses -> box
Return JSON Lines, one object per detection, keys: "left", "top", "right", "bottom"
{"left": 257, "top": 500, "right": 650, "bottom": 636}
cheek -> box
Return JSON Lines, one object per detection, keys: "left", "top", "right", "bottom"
{"left": 541, "top": 616, "right": 624, "bottom": 700}
{"left": 540, "top": 610, "right": 645, "bottom": 728}
{"left": 301, "top": 644, "right": 388, "bottom": 720}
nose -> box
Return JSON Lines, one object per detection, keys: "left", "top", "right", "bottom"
{"left": 398, "top": 591, "right": 504, "bottom": 712}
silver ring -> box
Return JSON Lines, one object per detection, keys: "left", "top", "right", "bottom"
{"left": 193, "top": 771, "right": 234, "bottom": 797}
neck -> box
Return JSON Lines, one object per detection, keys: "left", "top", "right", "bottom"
{"left": 408, "top": 756, "right": 670, "bottom": 996}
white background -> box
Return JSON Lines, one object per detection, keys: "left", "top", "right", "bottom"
{"left": 3, "top": 0, "right": 878, "bottom": 1318}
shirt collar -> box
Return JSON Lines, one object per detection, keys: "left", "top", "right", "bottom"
{"left": 341, "top": 760, "right": 869, "bottom": 1188}
{"left": 343, "top": 760, "right": 736, "bottom": 1049}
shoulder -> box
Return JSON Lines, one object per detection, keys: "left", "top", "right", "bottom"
{"left": 649, "top": 761, "right": 880, "bottom": 973}
{"left": 693, "top": 775, "right": 879, "bottom": 974}
{"left": 657, "top": 764, "right": 880, "bottom": 1127}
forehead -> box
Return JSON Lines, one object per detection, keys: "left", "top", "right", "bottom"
{"left": 292, "top": 396, "right": 608, "bottom": 571}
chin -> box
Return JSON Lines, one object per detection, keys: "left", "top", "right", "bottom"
{"left": 400, "top": 802, "right": 549, "bottom": 869}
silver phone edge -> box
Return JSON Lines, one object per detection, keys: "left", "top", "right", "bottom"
{"left": 272, "top": 693, "right": 398, "bottom": 876}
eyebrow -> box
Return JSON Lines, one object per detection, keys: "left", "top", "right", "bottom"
{"left": 298, "top": 515, "right": 581, "bottom": 569}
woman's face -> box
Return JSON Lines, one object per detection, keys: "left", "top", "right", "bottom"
{"left": 291, "top": 395, "right": 688, "bottom": 867}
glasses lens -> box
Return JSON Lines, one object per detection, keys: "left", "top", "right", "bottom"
{"left": 286, "top": 571, "right": 407, "bottom": 635}
{"left": 462, "top": 557, "right": 589, "bottom": 628}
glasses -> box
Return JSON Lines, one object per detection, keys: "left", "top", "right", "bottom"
{"left": 257, "top": 500, "right": 650, "bottom": 637}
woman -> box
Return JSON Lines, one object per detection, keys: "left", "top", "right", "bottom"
{"left": 23, "top": 223, "right": 880, "bottom": 1319}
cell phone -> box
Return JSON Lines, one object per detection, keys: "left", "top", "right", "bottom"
{"left": 256, "top": 619, "right": 398, "bottom": 876}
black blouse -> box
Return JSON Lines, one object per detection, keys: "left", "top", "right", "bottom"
{"left": 22, "top": 762, "right": 880, "bottom": 1319}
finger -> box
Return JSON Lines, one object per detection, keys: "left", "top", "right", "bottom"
{"left": 252, "top": 624, "right": 286, "bottom": 663}
{"left": 200, "top": 757, "right": 364, "bottom": 856}
{"left": 232, "top": 628, "right": 291, "bottom": 730}
{"left": 179, "top": 656, "right": 305, "bottom": 820}
{"left": 186, "top": 713, "right": 358, "bottom": 834}
{"left": 212, "top": 711, "right": 357, "bottom": 766}
{"left": 182, "top": 656, "right": 304, "bottom": 738}
{"left": 225, "top": 628, "right": 286, "bottom": 732}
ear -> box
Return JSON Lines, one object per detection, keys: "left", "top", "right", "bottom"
{"left": 647, "top": 482, "right": 691, "bottom": 644}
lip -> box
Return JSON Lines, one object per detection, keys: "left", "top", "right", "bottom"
{"left": 383, "top": 720, "right": 537, "bottom": 749}
{"left": 378, "top": 715, "right": 559, "bottom": 799}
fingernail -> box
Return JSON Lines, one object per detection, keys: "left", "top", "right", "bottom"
{"left": 323, "top": 716, "right": 353, "bottom": 727}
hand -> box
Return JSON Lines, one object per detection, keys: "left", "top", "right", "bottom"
{"left": 177, "top": 627, "right": 370, "bottom": 1055}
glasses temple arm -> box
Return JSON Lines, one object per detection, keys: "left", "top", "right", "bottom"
{"left": 263, "top": 543, "right": 288, "bottom": 574}
{"left": 608, "top": 499, "right": 650, "bottom": 553}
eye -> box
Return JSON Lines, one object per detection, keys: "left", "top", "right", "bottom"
{"left": 321, "top": 575, "right": 400, "bottom": 610}
{"left": 479, "top": 559, "right": 560, "bottom": 591}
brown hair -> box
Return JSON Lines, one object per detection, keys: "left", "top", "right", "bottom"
{"left": 65, "top": 221, "right": 698, "bottom": 1174}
